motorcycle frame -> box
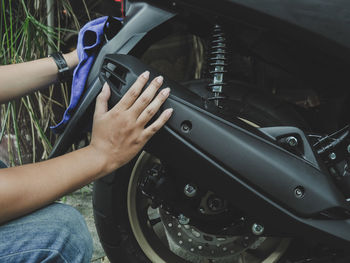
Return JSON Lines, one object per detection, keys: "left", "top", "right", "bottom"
{"left": 50, "top": 1, "right": 350, "bottom": 247}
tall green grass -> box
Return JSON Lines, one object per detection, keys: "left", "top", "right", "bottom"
{"left": 0, "top": 0, "right": 84, "bottom": 166}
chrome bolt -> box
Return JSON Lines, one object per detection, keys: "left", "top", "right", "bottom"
{"left": 184, "top": 184, "right": 197, "bottom": 197}
{"left": 286, "top": 136, "right": 298, "bottom": 147}
{"left": 199, "top": 207, "right": 205, "bottom": 214}
{"left": 329, "top": 152, "right": 337, "bottom": 160}
{"left": 347, "top": 145, "right": 350, "bottom": 154}
{"left": 252, "top": 223, "right": 264, "bottom": 235}
{"left": 294, "top": 186, "right": 305, "bottom": 198}
{"left": 178, "top": 214, "right": 190, "bottom": 225}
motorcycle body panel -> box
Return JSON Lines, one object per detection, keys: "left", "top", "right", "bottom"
{"left": 50, "top": 0, "right": 350, "bottom": 252}
{"left": 98, "top": 53, "right": 350, "bottom": 246}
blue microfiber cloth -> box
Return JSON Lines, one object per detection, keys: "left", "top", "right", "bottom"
{"left": 51, "top": 16, "right": 122, "bottom": 133}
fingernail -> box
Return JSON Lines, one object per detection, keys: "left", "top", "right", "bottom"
{"left": 142, "top": 71, "right": 150, "bottom": 79}
{"left": 161, "top": 87, "right": 170, "bottom": 96}
{"left": 166, "top": 108, "right": 173, "bottom": 118}
{"left": 156, "top": 75, "right": 163, "bottom": 84}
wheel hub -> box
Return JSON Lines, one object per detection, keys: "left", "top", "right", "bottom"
{"left": 128, "top": 152, "right": 291, "bottom": 263}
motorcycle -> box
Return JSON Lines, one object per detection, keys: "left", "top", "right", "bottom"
{"left": 50, "top": 0, "right": 350, "bottom": 262}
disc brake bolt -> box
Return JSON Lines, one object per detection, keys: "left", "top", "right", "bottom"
{"left": 178, "top": 214, "right": 190, "bottom": 225}
{"left": 286, "top": 136, "right": 298, "bottom": 147}
{"left": 252, "top": 223, "right": 264, "bottom": 235}
{"left": 329, "top": 152, "right": 337, "bottom": 160}
{"left": 294, "top": 186, "right": 305, "bottom": 198}
{"left": 184, "top": 184, "right": 197, "bottom": 197}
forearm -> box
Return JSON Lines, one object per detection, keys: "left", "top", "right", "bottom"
{"left": 0, "top": 72, "right": 172, "bottom": 225}
{"left": 0, "top": 145, "right": 106, "bottom": 224}
{"left": 0, "top": 51, "right": 78, "bottom": 103}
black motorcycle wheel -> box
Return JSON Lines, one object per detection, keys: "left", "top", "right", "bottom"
{"left": 93, "top": 152, "right": 292, "bottom": 263}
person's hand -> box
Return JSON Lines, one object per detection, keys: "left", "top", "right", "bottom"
{"left": 88, "top": 71, "right": 173, "bottom": 175}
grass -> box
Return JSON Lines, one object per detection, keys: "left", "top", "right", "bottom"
{"left": 0, "top": 0, "right": 84, "bottom": 165}
{"left": 1, "top": 2, "right": 112, "bottom": 261}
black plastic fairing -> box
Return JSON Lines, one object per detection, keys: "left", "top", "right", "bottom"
{"left": 49, "top": 2, "right": 175, "bottom": 158}
{"left": 100, "top": 54, "right": 348, "bottom": 217}
{"left": 259, "top": 126, "right": 322, "bottom": 170}
{"left": 47, "top": 1, "right": 350, "bottom": 245}
{"left": 96, "top": 53, "right": 350, "bottom": 244}
{"left": 86, "top": 2, "right": 175, "bottom": 89}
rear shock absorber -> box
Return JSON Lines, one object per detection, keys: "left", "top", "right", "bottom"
{"left": 208, "top": 24, "right": 228, "bottom": 107}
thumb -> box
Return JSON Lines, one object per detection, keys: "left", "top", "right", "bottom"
{"left": 94, "top": 82, "right": 111, "bottom": 117}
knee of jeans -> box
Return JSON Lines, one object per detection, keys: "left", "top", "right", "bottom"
{"left": 46, "top": 203, "right": 93, "bottom": 261}
{"left": 0, "top": 160, "right": 7, "bottom": 168}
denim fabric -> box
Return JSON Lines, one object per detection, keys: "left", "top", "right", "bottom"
{"left": 0, "top": 160, "right": 7, "bottom": 168}
{"left": 0, "top": 203, "right": 93, "bottom": 263}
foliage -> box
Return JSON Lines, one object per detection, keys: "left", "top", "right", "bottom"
{"left": 0, "top": 0, "right": 84, "bottom": 165}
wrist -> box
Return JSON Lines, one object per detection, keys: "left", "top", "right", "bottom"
{"left": 63, "top": 50, "right": 79, "bottom": 70}
{"left": 85, "top": 145, "right": 112, "bottom": 178}
{"left": 49, "top": 51, "right": 72, "bottom": 82}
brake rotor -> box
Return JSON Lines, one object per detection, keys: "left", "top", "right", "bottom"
{"left": 159, "top": 208, "right": 264, "bottom": 262}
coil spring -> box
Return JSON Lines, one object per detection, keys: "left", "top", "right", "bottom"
{"left": 208, "top": 24, "right": 228, "bottom": 107}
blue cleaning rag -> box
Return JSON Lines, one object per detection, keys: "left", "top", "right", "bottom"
{"left": 51, "top": 16, "right": 122, "bottom": 133}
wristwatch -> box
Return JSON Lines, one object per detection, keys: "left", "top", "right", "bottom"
{"left": 48, "top": 51, "right": 71, "bottom": 82}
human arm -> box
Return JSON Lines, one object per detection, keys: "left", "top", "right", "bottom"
{"left": 0, "top": 50, "right": 79, "bottom": 103}
{"left": 0, "top": 72, "right": 172, "bottom": 224}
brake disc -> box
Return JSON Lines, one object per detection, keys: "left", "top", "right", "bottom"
{"left": 159, "top": 208, "right": 263, "bottom": 262}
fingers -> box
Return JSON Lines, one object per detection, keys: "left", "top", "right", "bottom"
{"left": 143, "top": 108, "right": 173, "bottom": 140}
{"left": 94, "top": 82, "right": 111, "bottom": 117}
{"left": 128, "top": 75, "right": 164, "bottom": 117}
{"left": 116, "top": 71, "right": 150, "bottom": 110}
{"left": 137, "top": 87, "right": 170, "bottom": 125}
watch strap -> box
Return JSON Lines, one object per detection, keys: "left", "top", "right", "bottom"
{"left": 49, "top": 52, "right": 71, "bottom": 82}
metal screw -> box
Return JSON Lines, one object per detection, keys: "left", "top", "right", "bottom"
{"left": 286, "top": 136, "right": 298, "bottom": 147}
{"left": 347, "top": 145, "right": 350, "bottom": 154}
{"left": 184, "top": 184, "right": 197, "bottom": 197}
{"left": 329, "top": 152, "right": 337, "bottom": 160}
{"left": 182, "top": 124, "right": 189, "bottom": 132}
{"left": 294, "top": 186, "right": 304, "bottom": 198}
{"left": 178, "top": 214, "right": 190, "bottom": 225}
{"left": 181, "top": 121, "right": 192, "bottom": 133}
{"left": 252, "top": 223, "right": 264, "bottom": 235}
{"left": 199, "top": 207, "right": 205, "bottom": 214}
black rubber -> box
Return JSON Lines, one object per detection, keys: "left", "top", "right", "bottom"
{"left": 93, "top": 159, "right": 150, "bottom": 263}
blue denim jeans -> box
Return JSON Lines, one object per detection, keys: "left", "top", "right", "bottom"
{"left": 0, "top": 159, "right": 93, "bottom": 262}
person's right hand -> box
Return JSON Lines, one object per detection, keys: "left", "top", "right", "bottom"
{"left": 88, "top": 71, "right": 173, "bottom": 176}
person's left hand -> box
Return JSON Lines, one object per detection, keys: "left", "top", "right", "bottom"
{"left": 89, "top": 71, "right": 172, "bottom": 176}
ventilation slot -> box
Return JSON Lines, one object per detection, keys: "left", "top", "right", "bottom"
{"left": 100, "top": 58, "right": 127, "bottom": 91}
